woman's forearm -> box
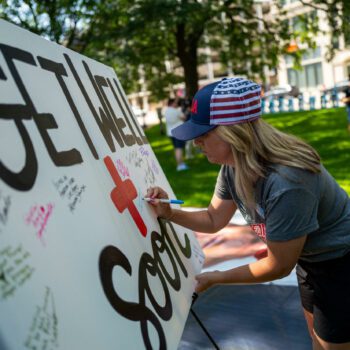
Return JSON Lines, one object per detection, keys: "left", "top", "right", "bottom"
{"left": 196, "top": 257, "right": 292, "bottom": 293}
{"left": 219, "top": 258, "right": 291, "bottom": 284}
{"left": 167, "top": 208, "right": 224, "bottom": 233}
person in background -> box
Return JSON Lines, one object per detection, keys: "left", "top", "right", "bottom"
{"left": 148, "top": 77, "right": 350, "bottom": 349}
{"left": 181, "top": 97, "right": 196, "bottom": 159}
{"left": 163, "top": 98, "right": 189, "bottom": 171}
{"left": 342, "top": 76, "right": 350, "bottom": 133}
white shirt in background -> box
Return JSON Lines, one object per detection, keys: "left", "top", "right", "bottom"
{"left": 164, "top": 107, "right": 184, "bottom": 137}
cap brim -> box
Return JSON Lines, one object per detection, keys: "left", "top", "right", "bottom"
{"left": 171, "top": 119, "right": 217, "bottom": 141}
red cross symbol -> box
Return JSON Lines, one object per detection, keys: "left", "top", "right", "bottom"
{"left": 104, "top": 156, "right": 147, "bottom": 237}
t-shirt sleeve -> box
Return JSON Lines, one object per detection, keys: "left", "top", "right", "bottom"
{"left": 214, "top": 166, "right": 233, "bottom": 200}
{"left": 265, "top": 188, "right": 319, "bottom": 241}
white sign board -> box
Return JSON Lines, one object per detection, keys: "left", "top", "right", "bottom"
{"left": 0, "top": 19, "right": 204, "bottom": 350}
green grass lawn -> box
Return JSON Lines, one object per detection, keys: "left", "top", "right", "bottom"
{"left": 145, "top": 107, "right": 350, "bottom": 208}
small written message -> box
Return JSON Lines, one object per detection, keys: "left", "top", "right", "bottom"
{"left": 53, "top": 176, "right": 86, "bottom": 213}
{"left": 25, "top": 203, "right": 54, "bottom": 246}
{"left": 0, "top": 190, "right": 11, "bottom": 233}
{"left": 125, "top": 147, "right": 159, "bottom": 188}
{"left": 0, "top": 244, "right": 35, "bottom": 300}
{"left": 24, "top": 286, "right": 59, "bottom": 350}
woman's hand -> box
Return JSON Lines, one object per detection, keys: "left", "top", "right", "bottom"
{"left": 145, "top": 186, "right": 173, "bottom": 220}
{"left": 195, "top": 270, "right": 221, "bottom": 294}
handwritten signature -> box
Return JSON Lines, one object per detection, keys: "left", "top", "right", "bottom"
{"left": 0, "top": 190, "right": 11, "bottom": 231}
{"left": 53, "top": 175, "right": 86, "bottom": 213}
{"left": 25, "top": 204, "right": 54, "bottom": 245}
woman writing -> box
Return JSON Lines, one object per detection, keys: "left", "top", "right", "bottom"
{"left": 146, "top": 77, "right": 350, "bottom": 349}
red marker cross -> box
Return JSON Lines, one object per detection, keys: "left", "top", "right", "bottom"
{"left": 104, "top": 156, "right": 147, "bottom": 237}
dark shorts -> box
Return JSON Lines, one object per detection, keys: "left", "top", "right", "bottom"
{"left": 347, "top": 106, "right": 350, "bottom": 123}
{"left": 170, "top": 137, "right": 186, "bottom": 149}
{"left": 296, "top": 251, "right": 350, "bottom": 343}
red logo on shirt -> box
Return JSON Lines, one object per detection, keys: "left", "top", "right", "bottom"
{"left": 250, "top": 223, "right": 266, "bottom": 241}
{"left": 191, "top": 99, "right": 198, "bottom": 114}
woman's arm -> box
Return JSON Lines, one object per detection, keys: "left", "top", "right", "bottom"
{"left": 146, "top": 187, "right": 237, "bottom": 233}
{"left": 195, "top": 234, "right": 306, "bottom": 293}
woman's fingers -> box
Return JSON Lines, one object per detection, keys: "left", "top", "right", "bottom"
{"left": 195, "top": 271, "right": 220, "bottom": 294}
{"left": 152, "top": 187, "right": 159, "bottom": 198}
{"left": 146, "top": 186, "right": 169, "bottom": 199}
{"left": 144, "top": 187, "right": 172, "bottom": 221}
{"left": 146, "top": 187, "right": 155, "bottom": 198}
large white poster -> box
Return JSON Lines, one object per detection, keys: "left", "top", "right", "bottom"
{"left": 0, "top": 19, "right": 204, "bottom": 350}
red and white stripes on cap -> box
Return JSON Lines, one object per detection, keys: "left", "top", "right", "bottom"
{"left": 209, "top": 77, "right": 261, "bottom": 125}
{"left": 171, "top": 77, "right": 262, "bottom": 141}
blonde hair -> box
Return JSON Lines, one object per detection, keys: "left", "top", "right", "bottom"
{"left": 216, "top": 119, "right": 321, "bottom": 209}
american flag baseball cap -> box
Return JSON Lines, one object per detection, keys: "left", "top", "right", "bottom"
{"left": 172, "top": 77, "right": 261, "bottom": 141}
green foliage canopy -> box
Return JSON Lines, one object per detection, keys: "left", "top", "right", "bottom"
{"left": 1, "top": 0, "right": 348, "bottom": 100}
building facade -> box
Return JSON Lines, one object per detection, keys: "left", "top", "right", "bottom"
{"left": 129, "top": 0, "right": 350, "bottom": 121}
{"left": 274, "top": 0, "right": 350, "bottom": 106}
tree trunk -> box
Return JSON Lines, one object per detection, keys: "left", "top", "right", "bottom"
{"left": 175, "top": 23, "right": 201, "bottom": 99}
{"left": 182, "top": 45, "right": 199, "bottom": 99}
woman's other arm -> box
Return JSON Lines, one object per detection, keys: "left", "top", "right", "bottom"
{"left": 195, "top": 234, "right": 306, "bottom": 293}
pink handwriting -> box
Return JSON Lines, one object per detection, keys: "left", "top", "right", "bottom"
{"left": 25, "top": 203, "right": 54, "bottom": 245}
{"left": 116, "top": 159, "right": 130, "bottom": 178}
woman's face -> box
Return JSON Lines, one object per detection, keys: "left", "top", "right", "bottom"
{"left": 193, "top": 129, "right": 234, "bottom": 166}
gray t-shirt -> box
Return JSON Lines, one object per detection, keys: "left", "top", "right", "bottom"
{"left": 215, "top": 164, "right": 350, "bottom": 262}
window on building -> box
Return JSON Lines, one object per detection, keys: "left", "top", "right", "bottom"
{"left": 287, "top": 67, "right": 306, "bottom": 87}
{"left": 285, "top": 47, "right": 321, "bottom": 66}
{"left": 287, "top": 63, "right": 323, "bottom": 88}
{"left": 305, "top": 64, "right": 319, "bottom": 87}
{"left": 287, "top": 69, "right": 298, "bottom": 86}
{"left": 291, "top": 11, "right": 317, "bottom": 33}
{"left": 284, "top": 55, "right": 293, "bottom": 64}
{"left": 347, "top": 65, "right": 350, "bottom": 78}
{"left": 302, "top": 47, "right": 321, "bottom": 60}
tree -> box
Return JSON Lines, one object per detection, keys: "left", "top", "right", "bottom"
{"left": 102, "top": 0, "right": 293, "bottom": 99}
{"left": 0, "top": 0, "right": 100, "bottom": 51}
{"left": 0, "top": 0, "right": 141, "bottom": 93}
{"left": 0, "top": 0, "right": 299, "bottom": 100}
{"left": 299, "top": 0, "right": 350, "bottom": 61}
